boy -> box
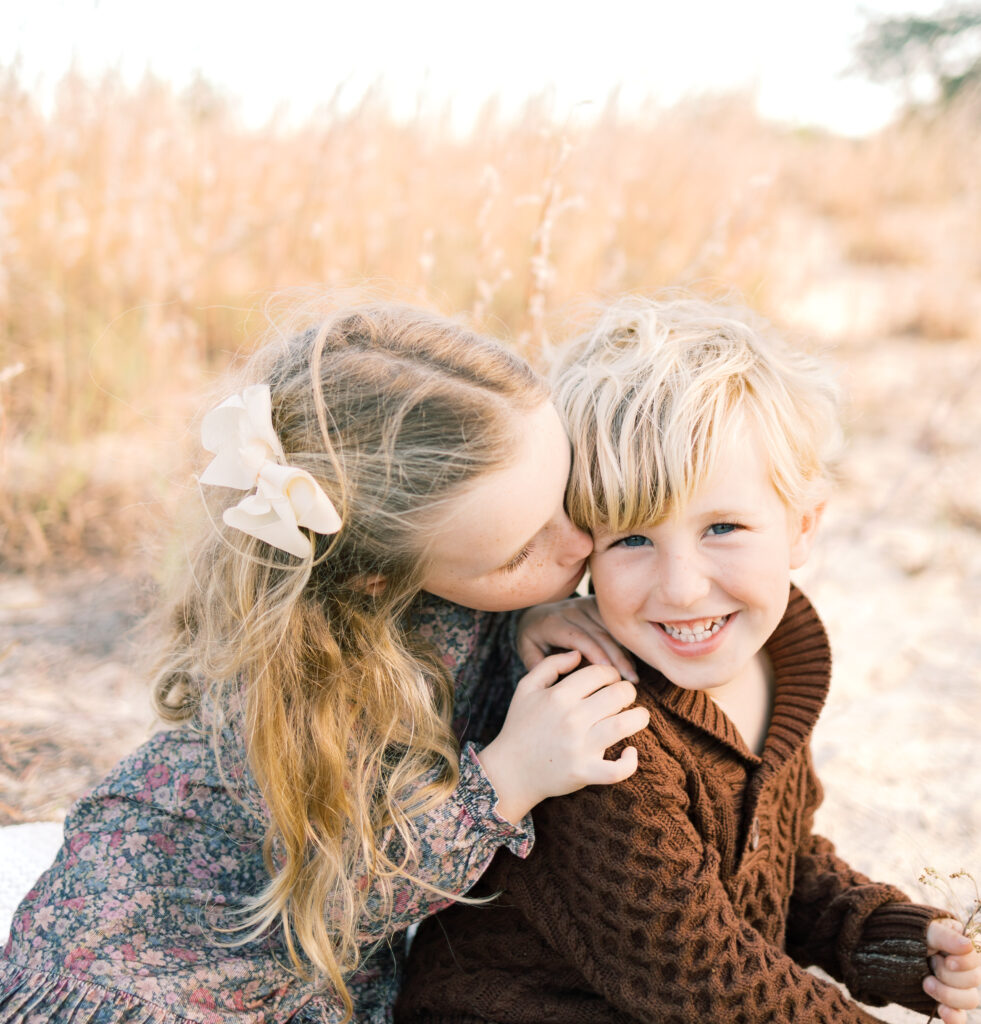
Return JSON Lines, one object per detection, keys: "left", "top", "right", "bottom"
{"left": 395, "top": 297, "right": 980, "bottom": 1023}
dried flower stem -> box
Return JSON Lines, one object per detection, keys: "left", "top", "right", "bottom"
{"left": 519, "top": 137, "right": 573, "bottom": 363}
{"left": 472, "top": 166, "right": 511, "bottom": 324}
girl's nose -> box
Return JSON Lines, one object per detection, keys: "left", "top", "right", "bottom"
{"left": 553, "top": 513, "right": 593, "bottom": 566}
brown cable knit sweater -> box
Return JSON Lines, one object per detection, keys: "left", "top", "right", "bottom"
{"left": 396, "top": 587, "right": 945, "bottom": 1024}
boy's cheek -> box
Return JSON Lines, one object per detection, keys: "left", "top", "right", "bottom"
{"left": 591, "top": 550, "right": 649, "bottom": 593}
{"left": 586, "top": 547, "right": 621, "bottom": 578}
{"left": 586, "top": 563, "right": 615, "bottom": 606}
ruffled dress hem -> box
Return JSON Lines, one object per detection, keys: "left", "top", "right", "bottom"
{"left": 0, "top": 960, "right": 189, "bottom": 1024}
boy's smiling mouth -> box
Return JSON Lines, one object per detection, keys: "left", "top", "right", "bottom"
{"left": 657, "top": 614, "right": 731, "bottom": 643}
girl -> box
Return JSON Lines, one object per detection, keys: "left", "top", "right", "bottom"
{"left": 0, "top": 303, "right": 647, "bottom": 1024}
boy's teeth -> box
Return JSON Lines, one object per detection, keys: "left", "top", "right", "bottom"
{"left": 661, "top": 615, "right": 729, "bottom": 642}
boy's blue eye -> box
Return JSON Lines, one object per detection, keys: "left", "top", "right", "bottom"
{"left": 707, "top": 523, "right": 739, "bottom": 536}
{"left": 618, "top": 535, "right": 652, "bottom": 548}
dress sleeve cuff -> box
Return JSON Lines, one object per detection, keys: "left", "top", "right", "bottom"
{"left": 457, "top": 742, "right": 535, "bottom": 858}
{"left": 849, "top": 901, "right": 949, "bottom": 1014}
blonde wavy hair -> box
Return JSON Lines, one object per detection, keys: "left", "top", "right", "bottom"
{"left": 152, "top": 302, "right": 548, "bottom": 1018}
{"left": 552, "top": 295, "right": 841, "bottom": 532}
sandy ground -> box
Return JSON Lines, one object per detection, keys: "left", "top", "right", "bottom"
{"left": 1, "top": 329, "right": 979, "bottom": 1020}
{"left": 0, "top": 568, "right": 158, "bottom": 825}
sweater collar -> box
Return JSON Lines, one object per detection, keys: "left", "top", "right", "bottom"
{"left": 637, "top": 585, "right": 831, "bottom": 769}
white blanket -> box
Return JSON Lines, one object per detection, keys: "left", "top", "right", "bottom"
{"left": 0, "top": 822, "right": 64, "bottom": 941}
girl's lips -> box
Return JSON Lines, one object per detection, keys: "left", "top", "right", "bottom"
{"left": 653, "top": 611, "right": 735, "bottom": 657}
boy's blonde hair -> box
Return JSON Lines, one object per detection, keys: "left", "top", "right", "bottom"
{"left": 152, "top": 302, "right": 547, "bottom": 1019}
{"left": 553, "top": 296, "right": 840, "bottom": 533}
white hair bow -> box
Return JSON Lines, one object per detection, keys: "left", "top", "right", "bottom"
{"left": 200, "top": 384, "right": 342, "bottom": 558}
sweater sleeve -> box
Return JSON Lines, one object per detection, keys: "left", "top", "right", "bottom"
{"left": 497, "top": 744, "right": 901, "bottom": 1024}
{"left": 785, "top": 748, "right": 945, "bottom": 1015}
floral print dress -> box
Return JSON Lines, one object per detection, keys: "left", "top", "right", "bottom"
{"left": 0, "top": 596, "right": 532, "bottom": 1024}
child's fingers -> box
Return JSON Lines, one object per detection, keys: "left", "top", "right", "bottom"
{"left": 519, "top": 621, "right": 636, "bottom": 680}
{"left": 514, "top": 649, "right": 582, "bottom": 690}
{"left": 928, "top": 920, "right": 977, "bottom": 957}
{"left": 930, "top": 954, "right": 981, "bottom": 991}
{"left": 937, "top": 1007, "right": 969, "bottom": 1024}
{"left": 560, "top": 602, "right": 640, "bottom": 682}
{"left": 549, "top": 662, "right": 625, "bottom": 701}
{"left": 586, "top": 744, "right": 640, "bottom": 784}
{"left": 592, "top": 636, "right": 637, "bottom": 683}
{"left": 589, "top": 706, "right": 651, "bottom": 749}
{"left": 545, "top": 629, "right": 616, "bottom": 671}
{"left": 924, "top": 972, "right": 981, "bottom": 1012}
{"left": 515, "top": 634, "right": 548, "bottom": 670}
{"left": 579, "top": 678, "right": 639, "bottom": 719}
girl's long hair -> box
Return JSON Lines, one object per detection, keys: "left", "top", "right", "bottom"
{"left": 151, "top": 302, "right": 547, "bottom": 1018}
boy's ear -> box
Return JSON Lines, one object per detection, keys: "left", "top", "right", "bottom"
{"left": 789, "top": 503, "right": 824, "bottom": 570}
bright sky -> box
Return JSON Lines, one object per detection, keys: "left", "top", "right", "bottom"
{"left": 0, "top": 0, "right": 944, "bottom": 136}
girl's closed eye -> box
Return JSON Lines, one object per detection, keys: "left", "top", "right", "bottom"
{"left": 501, "top": 545, "right": 532, "bottom": 573}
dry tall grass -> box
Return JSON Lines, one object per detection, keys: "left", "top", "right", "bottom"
{"left": 1, "top": 68, "right": 979, "bottom": 568}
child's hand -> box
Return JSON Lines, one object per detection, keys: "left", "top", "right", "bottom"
{"left": 924, "top": 918, "right": 981, "bottom": 1024}
{"left": 517, "top": 596, "right": 638, "bottom": 682}
{"left": 477, "top": 649, "right": 650, "bottom": 825}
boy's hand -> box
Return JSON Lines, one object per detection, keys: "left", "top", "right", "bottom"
{"left": 924, "top": 918, "right": 981, "bottom": 1024}
{"left": 477, "top": 650, "right": 650, "bottom": 825}
{"left": 517, "top": 596, "right": 638, "bottom": 682}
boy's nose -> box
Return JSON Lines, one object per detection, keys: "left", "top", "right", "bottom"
{"left": 656, "top": 553, "right": 711, "bottom": 609}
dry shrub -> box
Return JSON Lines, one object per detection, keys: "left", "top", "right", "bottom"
{"left": 0, "top": 70, "right": 979, "bottom": 566}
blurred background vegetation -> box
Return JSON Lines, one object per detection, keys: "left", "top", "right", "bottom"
{"left": 0, "top": 6, "right": 979, "bottom": 570}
